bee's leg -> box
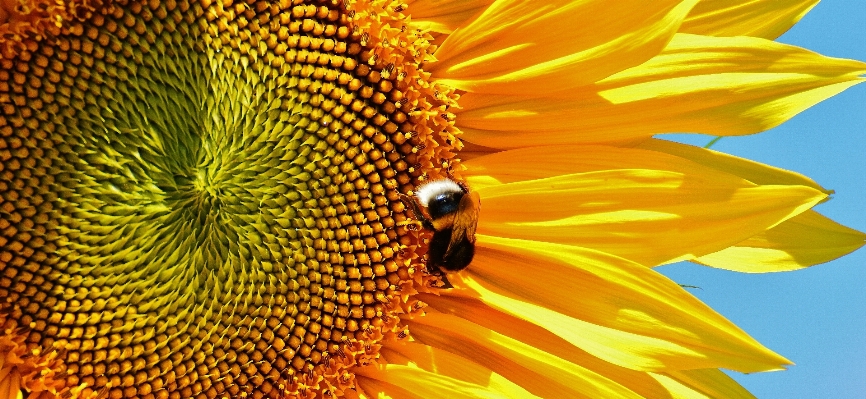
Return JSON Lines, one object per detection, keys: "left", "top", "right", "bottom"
{"left": 443, "top": 162, "right": 455, "bottom": 179}
{"left": 424, "top": 259, "right": 454, "bottom": 289}
{"left": 398, "top": 193, "right": 434, "bottom": 230}
{"left": 423, "top": 252, "right": 440, "bottom": 276}
{"left": 437, "top": 274, "right": 454, "bottom": 289}
{"left": 396, "top": 218, "right": 425, "bottom": 231}
{"left": 440, "top": 165, "right": 470, "bottom": 193}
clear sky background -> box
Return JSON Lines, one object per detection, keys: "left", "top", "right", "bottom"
{"left": 658, "top": 1, "right": 866, "bottom": 398}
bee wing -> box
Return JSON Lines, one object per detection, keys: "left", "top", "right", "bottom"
{"left": 444, "top": 191, "right": 481, "bottom": 258}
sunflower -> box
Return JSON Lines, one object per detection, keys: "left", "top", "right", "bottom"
{"left": 1, "top": 0, "right": 863, "bottom": 398}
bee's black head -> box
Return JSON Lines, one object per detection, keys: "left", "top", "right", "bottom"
{"left": 427, "top": 190, "right": 465, "bottom": 220}
{"left": 415, "top": 179, "right": 467, "bottom": 221}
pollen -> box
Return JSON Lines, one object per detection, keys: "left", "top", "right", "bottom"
{"left": 0, "top": 0, "right": 457, "bottom": 398}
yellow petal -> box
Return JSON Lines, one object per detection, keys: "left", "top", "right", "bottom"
{"left": 408, "top": 310, "right": 645, "bottom": 398}
{"left": 466, "top": 150, "right": 827, "bottom": 266}
{"left": 636, "top": 139, "right": 828, "bottom": 193}
{"left": 406, "top": 0, "right": 493, "bottom": 34}
{"left": 354, "top": 378, "right": 406, "bottom": 399}
{"left": 0, "top": 369, "right": 21, "bottom": 399}
{"left": 693, "top": 210, "right": 866, "bottom": 272}
{"left": 457, "top": 34, "right": 866, "bottom": 147}
{"left": 447, "top": 237, "right": 792, "bottom": 373}
{"left": 463, "top": 143, "right": 730, "bottom": 189}
{"left": 428, "top": 0, "right": 698, "bottom": 94}
{"left": 418, "top": 294, "right": 703, "bottom": 399}
{"left": 355, "top": 341, "right": 539, "bottom": 399}
{"left": 463, "top": 142, "right": 828, "bottom": 192}
{"left": 656, "top": 369, "right": 757, "bottom": 399}
{"left": 341, "top": 385, "right": 375, "bottom": 399}
{"left": 681, "top": 0, "right": 819, "bottom": 39}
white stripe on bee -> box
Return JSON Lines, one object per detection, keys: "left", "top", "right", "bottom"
{"left": 415, "top": 179, "right": 463, "bottom": 208}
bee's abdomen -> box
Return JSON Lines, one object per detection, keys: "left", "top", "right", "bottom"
{"left": 428, "top": 229, "right": 475, "bottom": 272}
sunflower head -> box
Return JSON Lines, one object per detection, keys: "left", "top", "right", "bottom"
{"left": 2, "top": 0, "right": 865, "bottom": 398}
{"left": 0, "top": 0, "right": 462, "bottom": 397}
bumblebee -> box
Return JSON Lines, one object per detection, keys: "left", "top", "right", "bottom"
{"left": 403, "top": 179, "right": 481, "bottom": 277}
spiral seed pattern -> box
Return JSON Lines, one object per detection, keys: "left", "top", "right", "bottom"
{"left": 0, "top": 0, "right": 453, "bottom": 397}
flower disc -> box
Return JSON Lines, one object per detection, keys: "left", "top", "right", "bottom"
{"left": 0, "top": 0, "right": 451, "bottom": 397}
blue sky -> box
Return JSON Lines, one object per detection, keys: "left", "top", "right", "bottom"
{"left": 658, "top": 1, "right": 866, "bottom": 398}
